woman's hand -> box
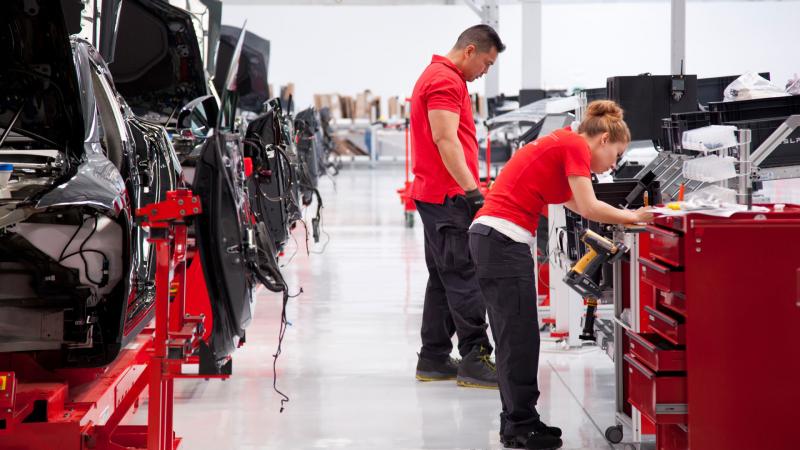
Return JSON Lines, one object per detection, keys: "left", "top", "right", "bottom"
{"left": 630, "top": 207, "right": 654, "bottom": 224}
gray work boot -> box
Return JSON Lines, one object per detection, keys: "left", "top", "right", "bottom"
{"left": 456, "top": 345, "right": 498, "bottom": 389}
{"left": 416, "top": 353, "right": 459, "bottom": 381}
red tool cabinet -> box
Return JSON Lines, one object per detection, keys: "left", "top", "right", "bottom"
{"left": 625, "top": 206, "right": 800, "bottom": 450}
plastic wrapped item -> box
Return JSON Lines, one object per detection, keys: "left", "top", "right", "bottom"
{"left": 682, "top": 155, "right": 737, "bottom": 182}
{"left": 724, "top": 72, "right": 789, "bottom": 101}
{"left": 787, "top": 74, "right": 800, "bottom": 95}
{"left": 620, "top": 308, "right": 633, "bottom": 328}
{"left": 653, "top": 201, "right": 769, "bottom": 217}
{"left": 681, "top": 125, "right": 738, "bottom": 151}
{"left": 685, "top": 184, "right": 738, "bottom": 204}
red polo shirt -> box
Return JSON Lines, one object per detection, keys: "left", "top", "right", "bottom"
{"left": 476, "top": 128, "right": 592, "bottom": 234}
{"left": 409, "top": 55, "right": 479, "bottom": 204}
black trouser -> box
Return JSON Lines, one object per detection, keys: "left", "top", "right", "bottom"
{"left": 468, "top": 223, "right": 541, "bottom": 437}
{"left": 415, "top": 197, "right": 492, "bottom": 361}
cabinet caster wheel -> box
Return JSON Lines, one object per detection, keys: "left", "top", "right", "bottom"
{"left": 605, "top": 425, "right": 623, "bottom": 444}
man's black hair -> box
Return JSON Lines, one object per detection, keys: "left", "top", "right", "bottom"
{"left": 454, "top": 24, "right": 506, "bottom": 53}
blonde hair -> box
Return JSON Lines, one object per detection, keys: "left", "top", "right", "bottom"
{"left": 577, "top": 100, "right": 631, "bottom": 144}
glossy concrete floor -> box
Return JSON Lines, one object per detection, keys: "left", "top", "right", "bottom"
{"left": 127, "top": 165, "right": 632, "bottom": 450}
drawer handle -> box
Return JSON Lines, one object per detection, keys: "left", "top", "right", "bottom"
{"left": 627, "top": 331, "right": 658, "bottom": 352}
{"left": 623, "top": 354, "right": 655, "bottom": 380}
{"left": 656, "top": 403, "right": 688, "bottom": 414}
{"left": 796, "top": 268, "right": 800, "bottom": 308}
{"left": 639, "top": 257, "right": 673, "bottom": 274}
{"left": 645, "top": 305, "right": 679, "bottom": 327}
{"left": 646, "top": 225, "right": 683, "bottom": 238}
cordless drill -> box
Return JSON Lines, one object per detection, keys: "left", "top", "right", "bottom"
{"left": 563, "top": 229, "right": 628, "bottom": 341}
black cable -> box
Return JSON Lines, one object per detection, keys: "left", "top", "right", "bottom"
{"left": 279, "top": 230, "right": 300, "bottom": 268}
{"left": 58, "top": 215, "right": 109, "bottom": 287}
{"left": 312, "top": 188, "right": 323, "bottom": 219}
{"left": 78, "top": 216, "right": 104, "bottom": 286}
{"left": 272, "top": 284, "right": 303, "bottom": 413}
{"left": 59, "top": 217, "right": 86, "bottom": 262}
{"left": 308, "top": 220, "right": 331, "bottom": 255}
{"left": 249, "top": 260, "right": 284, "bottom": 293}
{"left": 252, "top": 162, "right": 294, "bottom": 204}
{"left": 60, "top": 248, "right": 108, "bottom": 262}
{"left": 246, "top": 136, "right": 301, "bottom": 212}
{"left": 272, "top": 290, "right": 290, "bottom": 412}
{"left": 297, "top": 220, "right": 311, "bottom": 257}
{"left": 296, "top": 189, "right": 330, "bottom": 255}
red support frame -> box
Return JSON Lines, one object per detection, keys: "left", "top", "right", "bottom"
{"left": 396, "top": 98, "right": 417, "bottom": 226}
{"left": 0, "top": 189, "right": 226, "bottom": 450}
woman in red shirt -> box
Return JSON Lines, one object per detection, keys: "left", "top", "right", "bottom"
{"left": 468, "top": 100, "right": 652, "bottom": 450}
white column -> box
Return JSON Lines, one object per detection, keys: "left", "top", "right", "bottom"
{"left": 481, "top": 0, "right": 500, "bottom": 98}
{"left": 670, "top": 0, "right": 686, "bottom": 74}
{"left": 521, "top": 0, "right": 542, "bottom": 90}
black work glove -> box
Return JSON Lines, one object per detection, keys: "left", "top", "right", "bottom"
{"left": 464, "top": 188, "right": 485, "bottom": 219}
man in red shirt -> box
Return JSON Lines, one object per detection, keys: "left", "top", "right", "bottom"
{"left": 410, "top": 24, "right": 504, "bottom": 389}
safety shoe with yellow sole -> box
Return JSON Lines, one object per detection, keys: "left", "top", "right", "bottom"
{"left": 415, "top": 353, "right": 459, "bottom": 381}
{"left": 456, "top": 346, "right": 498, "bottom": 389}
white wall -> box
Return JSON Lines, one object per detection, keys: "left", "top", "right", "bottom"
{"left": 221, "top": 1, "right": 800, "bottom": 111}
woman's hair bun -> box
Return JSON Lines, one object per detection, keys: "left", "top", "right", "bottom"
{"left": 585, "top": 100, "right": 624, "bottom": 121}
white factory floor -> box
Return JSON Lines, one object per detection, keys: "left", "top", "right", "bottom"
{"left": 127, "top": 165, "right": 639, "bottom": 450}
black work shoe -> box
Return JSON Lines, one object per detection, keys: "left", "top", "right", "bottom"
{"left": 533, "top": 419, "right": 562, "bottom": 438}
{"left": 500, "top": 434, "right": 526, "bottom": 449}
{"left": 416, "top": 353, "right": 459, "bottom": 381}
{"left": 456, "top": 346, "right": 498, "bottom": 389}
{"left": 501, "top": 433, "right": 563, "bottom": 450}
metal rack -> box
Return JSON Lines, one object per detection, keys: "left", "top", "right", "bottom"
{"left": 606, "top": 228, "right": 650, "bottom": 445}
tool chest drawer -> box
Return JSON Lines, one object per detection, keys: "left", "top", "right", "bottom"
{"left": 657, "top": 424, "right": 689, "bottom": 450}
{"left": 624, "top": 354, "right": 688, "bottom": 425}
{"left": 646, "top": 226, "right": 684, "bottom": 268}
{"left": 645, "top": 305, "right": 686, "bottom": 346}
{"left": 656, "top": 289, "right": 687, "bottom": 317}
{"left": 640, "top": 257, "right": 685, "bottom": 293}
{"left": 653, "top": 215, "right": 687, "bottom": 233}
{"left": 626, "top": 331, "right": 686, "bottom": 372}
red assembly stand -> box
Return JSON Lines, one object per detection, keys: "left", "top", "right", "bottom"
{"left": 625, "top": 205, "right": 800, "bottom": 450}
{"left": 397, "top": 109, "right": 417, "bottom": 228}
{"left": 0, "top": 189, "right": 228, "bottom": 450}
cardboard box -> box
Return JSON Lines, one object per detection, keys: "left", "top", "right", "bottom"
{"left": 339, "top": 95, "right": 355, "bottom": 119}
{"left": 330, "top": 95, "right": 342, "bottom": 119}
{"left": 355, "top": 92, "right": 369, "bottom": 119}
{"left": 281, "top": 83, "right": 295, "bottom": 102}
{"left": 388, "top": 96, "right": 400, "bottom": 119}
{"left": 370, "top": 96, "right": 381, "bottom": 122}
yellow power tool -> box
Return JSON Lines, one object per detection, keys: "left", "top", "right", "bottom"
{"left": 563, "top": 230, "right": 628, "bottom": 341}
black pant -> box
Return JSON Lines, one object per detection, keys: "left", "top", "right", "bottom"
{"left": 415, "top": 197, "right": 492, "bottom": 361}
{"left": 468, "top": 223, "right": 541, "bottom": 437}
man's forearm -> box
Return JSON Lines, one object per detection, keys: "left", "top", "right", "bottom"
{"left": 437, "top": 138, "right": 478, "bottom": 192}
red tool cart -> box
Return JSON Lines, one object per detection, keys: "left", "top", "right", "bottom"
{"left": 625, "top": 205, "right": 800, "bottom": 450}
{"left": 0, "top": 190, "right": 228, "bottom": 450}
